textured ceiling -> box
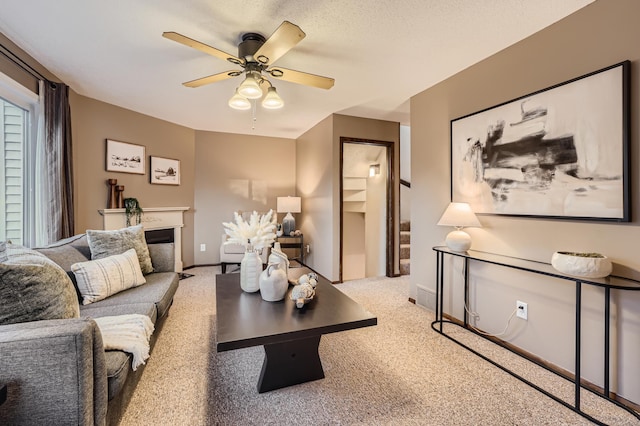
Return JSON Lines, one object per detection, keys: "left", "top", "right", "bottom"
{"left": 0, "top": 0, "right": 593, "bottom": 139}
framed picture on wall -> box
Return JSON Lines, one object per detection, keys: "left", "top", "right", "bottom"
{"left": 150, "top": 156, "right": 180, "bottom": 185}
{"left": 450, "top": 60, "right": 630, "bottom": 221}
{"left": 106, "top": 139, "right": 145, "bottom": 174}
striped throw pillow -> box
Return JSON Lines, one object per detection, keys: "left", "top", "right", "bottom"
{"left": 71, "top": 248, "right": 146, "bottom": 305}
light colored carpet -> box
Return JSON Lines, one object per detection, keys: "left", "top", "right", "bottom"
{"left": 120, "top": 267, "right": 638, "bottom": 425}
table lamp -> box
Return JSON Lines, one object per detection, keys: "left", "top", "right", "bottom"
{"left": 437, "top": 202, "right": 481, "bottom": 252}
{"left": 277, "top": 196, "right": 301, "bottom": 236}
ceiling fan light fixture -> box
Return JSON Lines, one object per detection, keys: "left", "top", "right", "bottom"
{"left": 228, "top": 88, "right": 251, "bottom": 110}
{"left": 262, "top": 86, "right": 284, "bottom": 109}
{"left": 238, "top": 72, "right": 263, "bottom": 99}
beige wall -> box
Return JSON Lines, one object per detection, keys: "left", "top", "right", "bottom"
{"left": 70, "top": 93, "right": 196, "bottom": 266}
{"left": 194, "top": 131, "right": 296, "bottom": 265}
{"left": 297, "top": 114, "right": 399, "bottom": 282}
{"left": 296, "top": 115, "right": 333, "bottom": 278}
{"left": 334, "top": 114, "right": 400, "bottom": 280}
{"left": 411, "top": 0, "right": 640, "bottom": 403}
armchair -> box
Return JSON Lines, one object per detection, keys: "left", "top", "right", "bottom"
{"left": 219, "top": 234, "right": 269, "bottom": 273}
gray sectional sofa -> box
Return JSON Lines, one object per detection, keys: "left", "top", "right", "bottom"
{"left": 0, "top": 232, "right": 179, "bottom": 425}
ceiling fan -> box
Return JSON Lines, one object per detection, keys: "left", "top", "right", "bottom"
{"left": 162, "top": 21, "right": 334, "bottom": 109}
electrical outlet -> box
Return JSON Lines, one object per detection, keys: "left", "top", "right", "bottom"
{"left": 200, "top": 244, "right": 206, "bottom": 252}
{"left": 516, "top": 301, "right": 528, "bottom": 320}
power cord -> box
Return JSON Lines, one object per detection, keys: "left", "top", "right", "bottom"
{"left": 461, "top": 260, "right": 519, "bottom": 338}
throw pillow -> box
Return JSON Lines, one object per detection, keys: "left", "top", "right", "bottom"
{"left": 71, "top": 248, "right": 146, "bottom": 305}
{"left": 86, "top": 224, "right": 154, "bottom": 274}
{"left": 0, "top": 244, "right": 80, "bottom": 325}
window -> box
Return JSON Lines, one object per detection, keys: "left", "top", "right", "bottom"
{"left": 0, "top": 71, "right": 39, "bottom": 246}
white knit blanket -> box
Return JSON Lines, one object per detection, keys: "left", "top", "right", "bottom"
{"left": 94, "top": 314, "right": 154, "bottom": 371}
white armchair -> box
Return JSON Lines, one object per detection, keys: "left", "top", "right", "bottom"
{"left": 219, "top": 234, "right": 269, "bottom": 273}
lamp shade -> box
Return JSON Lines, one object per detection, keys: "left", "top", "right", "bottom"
{"left": 262, "top": 86, "right": 284, "bottom": 109}
{"left": 437, "top": 202, "right": 481, "bottom": 252}
{"left": 228, "top": 89, "right": 251, "bottom": 110}
{"left": 238, "top": 72, "right": 263, "bottom": 99}
{"left": 277, "top": 196, "right": 301, "bottom": 213}
{"left": 437, "top": 202, "right": 481, "bottom": 228}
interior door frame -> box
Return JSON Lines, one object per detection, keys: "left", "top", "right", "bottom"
{"left": 339, "top": 137, "right": 395, "bottom": 282}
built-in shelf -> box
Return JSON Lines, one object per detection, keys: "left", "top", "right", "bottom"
{"left": 343, "top": 177, "right": 366, "bottom": 213}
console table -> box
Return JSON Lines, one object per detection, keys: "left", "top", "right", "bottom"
{"left": 432, "top": 246, "right": 640, "bottom": 425}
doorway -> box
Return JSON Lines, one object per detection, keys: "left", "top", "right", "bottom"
{"left": 340, "top": 137, "right": 394, "bottom": 282}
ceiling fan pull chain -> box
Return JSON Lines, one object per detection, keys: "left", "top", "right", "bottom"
{"left": 251, "top": 99, "right": 257, "bottom": 130}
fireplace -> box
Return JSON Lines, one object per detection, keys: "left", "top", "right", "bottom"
{"left": 98, "top": 207, "right": 189, "bottom": 272}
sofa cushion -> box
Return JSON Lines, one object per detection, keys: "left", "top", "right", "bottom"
{"left": 80, "top": 302, "right": 157, "bottom": 323}
{"left": 84, "top": 272, "right": 178, "bottom": 320}
{"left": 0, "top": 244, "right": 80, "bottom": 325}
{"left": 86, "top": 224, "right": 154, "bottom": 274}
{"left": 71, "top": 249, "right": 146, "bottom": 305}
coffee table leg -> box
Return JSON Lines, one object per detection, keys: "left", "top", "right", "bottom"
{"left": 257, "top": 335, "right": 324, "bottom": 393}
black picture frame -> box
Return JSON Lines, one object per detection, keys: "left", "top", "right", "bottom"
{"left": 450, "top": 60, "right": 630, "bottom": 221}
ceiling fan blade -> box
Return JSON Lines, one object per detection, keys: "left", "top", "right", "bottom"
{"left": 163, "top": 32, "right": 243, "bottom": 65}
{"left": 253, "top": 21, "right": 305, "bottom": 65}
{"left": 268, "top": 67, "right": 334, "bottom": 90}
{"left": 183, "top": 71, "right": 241, "bottom": 88}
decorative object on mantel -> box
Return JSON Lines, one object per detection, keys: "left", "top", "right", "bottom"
{"left": 115, "top": 185, "right": 125, "bottom": 208}
{"left": 123, "top": 198, "right": 143, "bottom": 226}
{"left": 107, "top": 179, "right": 118, "bottom": 208}
{"left": 551, "top": 251, "right": 612, "bottom": 279}
{"left": 437, "top": 202, "right": 482, "bottom": 252}
{"left": 222, "top": 210, "right": 277, "bottom": 293}
{"left": 259, "top": 263, "right": 288, "bottom": 302}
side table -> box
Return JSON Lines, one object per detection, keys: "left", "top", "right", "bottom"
{"left": 276, "top": 234, "right": 304, "bottom": 265}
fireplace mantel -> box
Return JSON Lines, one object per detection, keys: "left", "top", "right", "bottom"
{"left": 98, "top": 206, "right": 189, "bottom": 271}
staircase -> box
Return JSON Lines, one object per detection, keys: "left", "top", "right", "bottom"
{"left": 400, "top": 220, "right": 410, "bottom": 275}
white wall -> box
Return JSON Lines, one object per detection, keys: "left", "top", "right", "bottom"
{"left": 410, "top": 0, "right": 640, "bottom": 404}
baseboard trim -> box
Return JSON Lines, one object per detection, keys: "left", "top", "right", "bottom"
{"left": 441, "top": 313, "right": 640, "bottom": 412}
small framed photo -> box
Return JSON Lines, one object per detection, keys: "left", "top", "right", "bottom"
{"left": 150, "top": 156, "right": 180, "bottom": 185}
{"left": 106, "top": 139, "right": 145, "bottom": 174}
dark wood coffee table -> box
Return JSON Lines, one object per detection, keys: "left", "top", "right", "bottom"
{"left": 215, "top": 269, "right": 377, "bottom": 393}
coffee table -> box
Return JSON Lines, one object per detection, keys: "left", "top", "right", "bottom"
{"left": 215, "top": 268, "right": 377, "bottom": 393}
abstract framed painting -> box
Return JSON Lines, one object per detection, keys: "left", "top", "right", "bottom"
{"left": 105, "top": 139, "right": 145, "bottom": 174}
{"left": 150, "top": 156, "right": 180, "bottom": 185}
{"left": 450, "top": 61, "right": 630, "bottom": 221}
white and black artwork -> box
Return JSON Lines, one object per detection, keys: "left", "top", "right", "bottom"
{"left": 106, "top": 139, "right": 145, "bottom": 174}
{"left": 150, "top": 156, "right": 180, "bottom": 185}
{"left": 451, "top": 61, "right": 629, "bottom": 221}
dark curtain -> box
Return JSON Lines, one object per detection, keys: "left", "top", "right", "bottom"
{"left": 43, "top": 82, "right": 74, "bottom": 241}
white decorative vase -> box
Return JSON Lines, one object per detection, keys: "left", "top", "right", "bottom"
{"left": 240, "top": 247, "right": 261, "bottom": 292}
{"left": 259, "top": 263, "right": 289, "bottom": 302}
{"left": 268, "top": 242, "right": 289, "bottom": 279}
{"left": 551, "top": 251, "right": 612, "bottom": 279}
